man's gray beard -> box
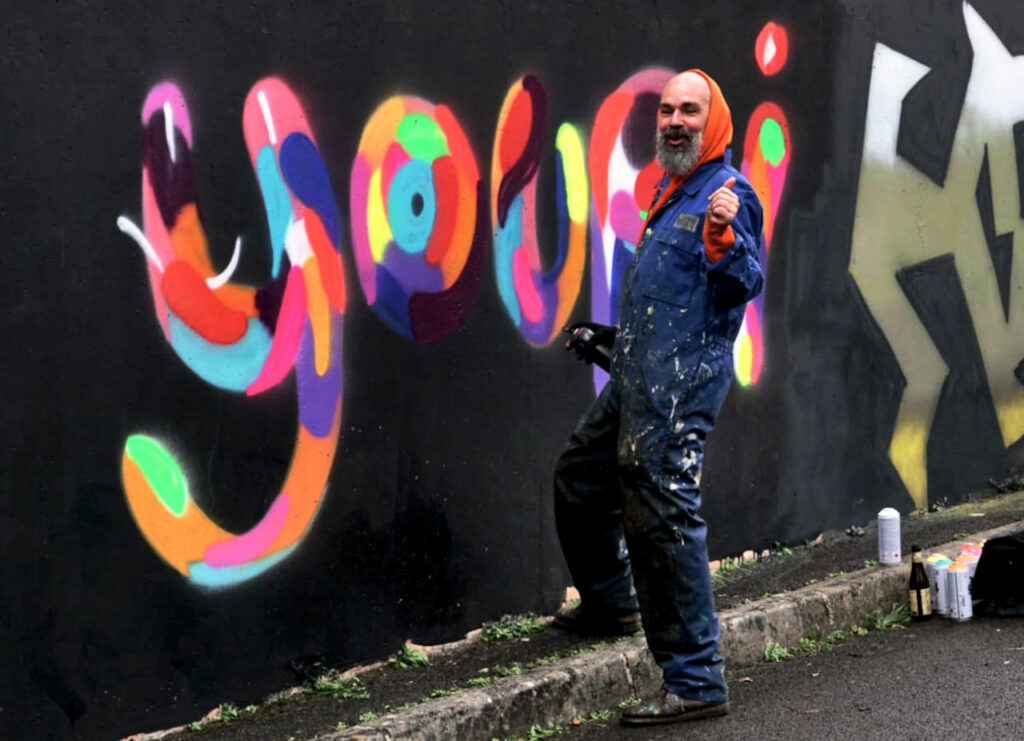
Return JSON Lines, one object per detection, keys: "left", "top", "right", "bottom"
{"left": 656, "top": 129, "right": 703, "bottom": 176}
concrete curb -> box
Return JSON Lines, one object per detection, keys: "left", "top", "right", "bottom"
{"left": 327, "top": 520, "right": 1023, "bottom": 741}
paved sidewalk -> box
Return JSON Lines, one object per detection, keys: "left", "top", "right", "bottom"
{"left": 134, "top": 489, "right": 1024, "bottom": 741}
{"left": 330, "top": 520, "right": 1024, "bottom": 740}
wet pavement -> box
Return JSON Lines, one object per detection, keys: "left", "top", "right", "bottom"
{"left": 564, "top": 616, "right": 1024, "bottom": 740}
{"left": 130, "top": 489, "right": 1024, "bottom": 740}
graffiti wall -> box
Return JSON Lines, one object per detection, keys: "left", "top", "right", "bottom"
{"left": 3, "top": 0, "right": 1024, "bottom": 737}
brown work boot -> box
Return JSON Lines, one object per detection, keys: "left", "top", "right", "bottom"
{"left": 552, "top": 602, "right": 642, "bottom": 636}
{"left": 620, "top": 686, "right": 729, "bottom": 726}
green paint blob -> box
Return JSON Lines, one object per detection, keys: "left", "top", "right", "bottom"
{"left": 125, "top": 435, "right": 188, "bottom": 516}
{"left": 396, "top": 114, "right": 449, "bottom": 162}
{"left": 759, "top": 118, "right": 786, "bottom": 166}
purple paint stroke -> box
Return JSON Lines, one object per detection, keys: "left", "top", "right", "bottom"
{"left": 519, "top": 279, "right": 559, "bottom": 344}
{"left": 295, "top": 314, "right": 344, "bottom": 437}
{"left": 381, "top": 240, "right": 444, "bottom": 294}
{"left": 589, "top": 206, "right": 611, "bottom": 326}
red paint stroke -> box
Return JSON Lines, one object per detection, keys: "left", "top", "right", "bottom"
{"left": 500, "top": 87, "right": 533, "bottom": 172}
{"left": 425, "top": 155, "right": 459, "bottom": 265}
{"left": 305, "top": 211, "right": 346, "bottom": 312}
{"left": 162, "top": 261, "right": 248, "bottom": 344}
{"left": 755, "top": 22, "right": 789, "bottom": 76}
{"left": 589, "top": 91, "right": 633, "bottom": 226}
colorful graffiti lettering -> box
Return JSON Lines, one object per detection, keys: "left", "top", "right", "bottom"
{"left": 850, "top": 3, "right": 1024, "bottom": 508}
{"left": 490, "top": 75, "right": 589, "bottom": 345}
{"left": 115, "top": 64, "right": 785, "bottom": 586}
{"left": 116, "top": 77, "right": 345, "bottom": 587}
{"left": 588, "top": 67, "right": 675, "bottom": 386}
{"left": 350, "top": 96, "right": 485, "bottom": 345}
{"left": 733, "top": 22, "right": 791, "bottom": 387}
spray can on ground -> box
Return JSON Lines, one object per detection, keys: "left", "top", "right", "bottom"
{"left": 926, "top": 554, "right": 951, "bottom": 616}
{"left": 947, "top": 562, "right": 973, "bottom": 621}
{"left": 878, "top": 508, "right": 901, "bottom": 566}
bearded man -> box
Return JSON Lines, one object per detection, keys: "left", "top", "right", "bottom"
{"left": 554, "top": 69, "right": 764, "bottom": 726}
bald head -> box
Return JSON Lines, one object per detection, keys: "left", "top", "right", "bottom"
{"left": 663, "top": 72, "right": 711, "bottom": 111}
{"left": 655, "top": 72, "right": 711, "bottom": 176}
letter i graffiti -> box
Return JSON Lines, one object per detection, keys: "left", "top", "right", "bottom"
{"left": 735, "top": 21, "right": 791, "bottom": 387}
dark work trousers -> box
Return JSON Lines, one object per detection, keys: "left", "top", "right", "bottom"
{"left": 554, "top": 379, "right": 728, "bottom": 703}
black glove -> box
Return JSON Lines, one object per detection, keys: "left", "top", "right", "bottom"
{"left": 563, "top": 321, "right": 616, "bottom": 372}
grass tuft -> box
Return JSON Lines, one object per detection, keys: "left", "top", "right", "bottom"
{"left": 388, "top": 644, "right": 430, "bottom": 669}
{"left": 481, "top": 614, "right": 546, "bottom": 642}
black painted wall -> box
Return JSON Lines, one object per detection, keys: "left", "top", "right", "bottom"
{"left": 3, "top": 0, "right": 1024, "bottom": 737}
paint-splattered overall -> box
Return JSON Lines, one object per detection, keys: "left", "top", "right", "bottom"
{"left": 555, "top": 159, "right": 764, "bottom": 702}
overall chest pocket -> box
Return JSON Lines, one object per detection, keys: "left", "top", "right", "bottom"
{"left": 639, "top": 227, "right": 704, "bottom": 309}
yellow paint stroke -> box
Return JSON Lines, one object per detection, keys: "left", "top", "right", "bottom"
{"left": 367, "top": 167, "right": 393, "bottom": 262}
{"left": 888, "top": 415, "right": 929, "bottom": 510}
{"left": 550, "top": 123, "right": 589, "bottom": 343}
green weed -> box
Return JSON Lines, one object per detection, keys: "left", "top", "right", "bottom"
{"left": 467, "top": 676, "right": 494, "bottom": 687}
{"left": 481, "top": 614, "right": 546, "bottom": 642}
{"left": 618, "top": 696, "right": 641, "bottom": 709}
{"left": 219, "top": 703, "right": 239, "bottom": 722}
{"left": 359, "top": 711, "right": 379, "bottom": 723}
{"left": 312, "top": 672, "right": 370, "bottom": 700}
{"left": 863, "top": 602, "right": 910, "bottom": 630}
{"left": 389, "top": 644, "right": 430, "bottom": 669}
{"left": 763, "top": 642, "right": 792, "bottom": 662}
{"left": 773, "top": 542, "right": 795, "bottom": 556}
{"left": 863, "top": 559, "right": 880, "bottom": 568}
{"left": 428, "top": 687, "right": 463, "bottom": 698}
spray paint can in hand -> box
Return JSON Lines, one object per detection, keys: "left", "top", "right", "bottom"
{"left": 878, "top": 508, "right": 902, "bottom": 566}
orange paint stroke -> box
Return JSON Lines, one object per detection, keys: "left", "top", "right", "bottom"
{"left": 122, "top": 456, "right": 231, "bottom": 576}
{"left": 301, "top": 256, "right": 331, "bottom": 375}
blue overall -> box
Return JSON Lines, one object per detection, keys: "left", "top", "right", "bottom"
{"left": 554, "top": 159, "right": 764, "bottom": 701}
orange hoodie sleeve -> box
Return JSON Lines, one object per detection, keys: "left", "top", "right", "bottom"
{"left": 702, "top": 220, "right": 735, "bottom": 264}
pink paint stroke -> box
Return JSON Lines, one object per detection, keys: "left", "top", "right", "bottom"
{"left": 247, "top": 266, "right": 307, "bottom": 395}
{"left": 203, "top": 493, "right": 291, "bottom": 567}
{"left": 513, "top": 248, "right": 544, "bottom": 323}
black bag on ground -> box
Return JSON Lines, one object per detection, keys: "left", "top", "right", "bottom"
{"left": 972, "top": 530, "right": 1024, "bottom": 616}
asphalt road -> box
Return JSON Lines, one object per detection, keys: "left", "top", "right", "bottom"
{"left": 565, "top": 616, "right": 1024, "bottom": 741}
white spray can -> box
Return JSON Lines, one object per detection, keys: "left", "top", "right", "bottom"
{"left": 878, "top": 507, "right": 902, "bottom": 566}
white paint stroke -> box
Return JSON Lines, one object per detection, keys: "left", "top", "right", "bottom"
{"left": 163, "top": 101, "right": 176, "bottom": 163}
{"left": 257, "top": 90, "right": 278, "bottom": 145}
{"left": 206, "top": 236, "right": 243, "bottom": 290}
{"left": 116, "top": 216, "right": 164, "bottom": 272}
